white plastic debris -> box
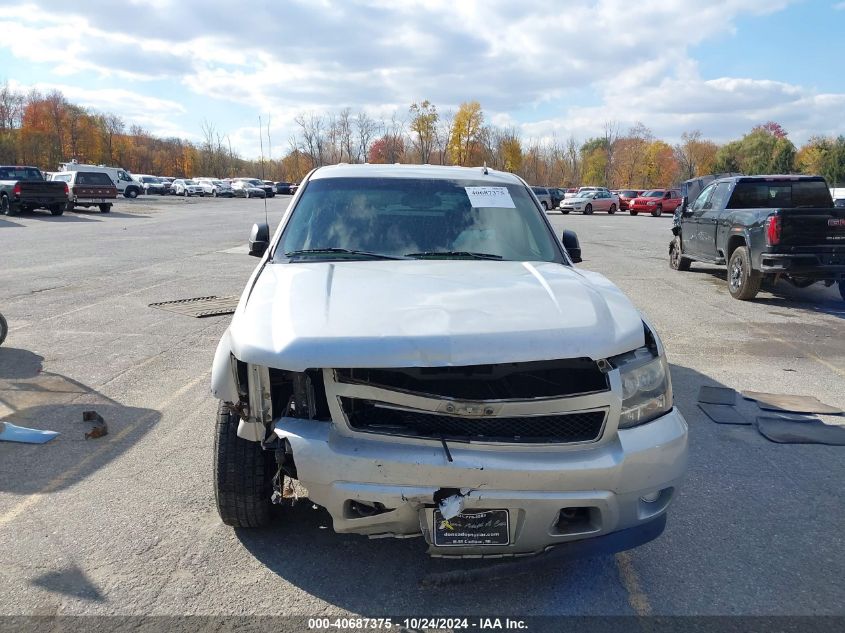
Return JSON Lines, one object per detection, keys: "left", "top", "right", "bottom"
{"left": 438, "top": 494, "right": 465, "bottom": 520}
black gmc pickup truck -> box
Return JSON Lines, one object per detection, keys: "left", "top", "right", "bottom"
{"left": 670, "top": 175, "right": 845, "bottom": 301}
{"left": 0, "top": 165, "right": 69, "bottom": 216}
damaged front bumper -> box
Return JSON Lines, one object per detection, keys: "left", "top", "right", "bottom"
{"left": 273, "top": 407, "right": 688, "bottom": 558}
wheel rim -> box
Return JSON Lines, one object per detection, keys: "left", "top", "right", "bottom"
{"left": 730, "top": 256, "right": 743, "bottom": 290}
{"left": 671, "top": 244, "right": 680, "bottom": 268}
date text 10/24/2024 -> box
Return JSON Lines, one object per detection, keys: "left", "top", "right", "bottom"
{"left": 308, "top": 617, "right": 529, "bottom": 630}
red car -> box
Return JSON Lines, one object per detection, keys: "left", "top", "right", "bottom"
{"left": 629, "top": 189, "right": 682, "bottom": 217}
{"left": 617, "top": 189, "right": 643, "bottom": 211}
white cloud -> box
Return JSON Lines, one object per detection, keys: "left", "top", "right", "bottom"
{"left": 8, "top": 79, "right": 192, "bottom": 139}
{"left": 0, "top": 0, "right": 841, "bottom": 155}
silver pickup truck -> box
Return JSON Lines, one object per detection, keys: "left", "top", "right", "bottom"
{"left": 211, "top": 164, "right": 688, "bottom": 558}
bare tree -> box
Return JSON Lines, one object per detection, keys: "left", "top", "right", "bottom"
{"left": 354, "top": 111, "right": 376, "bottom": 163}
{"left": 602, "top": 120, "right": 620, "bottom": 187}
{"left": 435, "top": 109, "right": 455, "bottom": 165}
{"left": 295, "top": 112, "right": 326, "bottom": 167}
{"left": 337, "top": 108, "right": 354, "bottom": 162}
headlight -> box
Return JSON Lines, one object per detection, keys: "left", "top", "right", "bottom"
{"left": 612, "top": 345, "right": 672, "bottom": 428}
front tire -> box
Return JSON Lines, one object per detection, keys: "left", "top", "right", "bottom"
{"left": 214, "top": 402, "right": 275, "bottom": 528}
{"left": 0, "top": 312, "right": 7, "bottom": 346}
{"left": 541, "top": 201, "right": 548, "bottom": 210}
{"left": 608, "top": 203, "right": 616, "bottom": 214}
{"left": 584, "top": 204, "right": 593, "bottom": 215}
{"left": 652, "top": 205, "right": 663, "bottom": 217}
{"left": 669, "top": 236, "right": 691, "bottom": 271}
{"left": 124, "top": 187, "right": 139, "bottom": 199}
{"left": 728, "top": 246, "right": 761, "bottom": 300}
{"left": 630, "top": 210, "right": 638, "bottom": 216}
{"left": 99, "top": 204, "right": 112, "bottom": 213}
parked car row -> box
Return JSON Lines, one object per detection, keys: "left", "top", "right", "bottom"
{"left": 136, "top": 175, "right": 298, "bottom": 199}
{"left": 530, "top": 183, "right": 685, "bottom": 217}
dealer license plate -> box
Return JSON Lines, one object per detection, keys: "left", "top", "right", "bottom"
{"left": 433, "top": 509, "right": 509, "bottom": 546}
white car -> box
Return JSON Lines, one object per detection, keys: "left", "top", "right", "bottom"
{"left": 171, "top": 179, "right": 205, "bottom": 197}
{"left": 560, "top": 190, "right": 620, "bottom": 215}
{"left": 210, "top": 164, "right": 687, "bottom": 558}
{"left": 193, "top": 180, "right": 216, "bottom": 196}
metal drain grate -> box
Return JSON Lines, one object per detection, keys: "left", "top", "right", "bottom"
{"left": 148, "top": 295, "right": 239, "bottom": 318}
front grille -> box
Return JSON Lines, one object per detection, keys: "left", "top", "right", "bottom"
{"left": 340, "top": 398, "right": 606, "bottom": 444}
{"left": 335, "top": 359, "right": 608, "bottom": 401}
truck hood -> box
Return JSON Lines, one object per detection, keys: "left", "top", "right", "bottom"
{"left": 229, "top": 260, "right": 645, "bottom": 370}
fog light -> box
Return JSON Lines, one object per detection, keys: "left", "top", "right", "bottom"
{"left": 640, "top": 491, "right": 660, "bottom": 503}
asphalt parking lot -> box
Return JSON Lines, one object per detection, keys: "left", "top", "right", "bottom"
{"left": 1, "top": 196, "right": 843, "bottom": 618}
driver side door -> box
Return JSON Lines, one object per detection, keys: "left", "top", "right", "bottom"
{"left": 683, "top": 183, "right": 716, "bottom": 256}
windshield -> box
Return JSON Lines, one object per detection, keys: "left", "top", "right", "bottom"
{"left": 621, "top": 190, "right": 639, "bottom": 197}
{"left": 727, "top": 180, "right": 833, "bottom": 209}
{"left": 0, "top": 166, "right": 44, "bottom": 180}
{"left": 276, "top": 177, "right": 561, "bottom": 263}
{"left": 185, "top": 179, "right": 197, "bottom": 185}
{"left": 643, "top": 190, "right": 663, "bottom": 197}
{"left": 76, "top": 172, "right": 113, "bottom": 186}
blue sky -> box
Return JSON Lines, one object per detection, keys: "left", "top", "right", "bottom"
{"left": 1, "top": 0, "right": 842, "bottom": 157}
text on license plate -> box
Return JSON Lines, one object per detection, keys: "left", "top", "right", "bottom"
{"left": 433, "top": 509, "right": 509, "bottom": 546}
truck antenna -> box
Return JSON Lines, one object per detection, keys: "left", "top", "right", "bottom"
{"left": 259, "top": 115, "right": 268, "bottom": 227}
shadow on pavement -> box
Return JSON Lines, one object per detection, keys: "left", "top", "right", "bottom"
{"left": 70, "top": 209, "right": 151, "bottom": 219}
{"left": 686, "top": 264, "right": 845, "bottom": 319}
{"left": 0, "top": 347, "right": 161, "bottom": 495}
{"left": 31, "top": 564, "right": 105, "bottom": 602}
{"left": 16, "top": 212, "right": 100, "bottom": 223}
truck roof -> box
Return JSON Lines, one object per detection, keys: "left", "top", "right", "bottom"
{"left": 719, "top": 175, "right": 827, "bottom": 183}
{"left": 309, "top": 163, "right": 522, "bottom": 184}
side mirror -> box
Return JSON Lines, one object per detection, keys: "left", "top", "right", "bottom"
{"left": 561, "top": 229, "right": 582, "bottom": 263}
{"left": 249, "top": 222, "right": 270, "bottom": 257}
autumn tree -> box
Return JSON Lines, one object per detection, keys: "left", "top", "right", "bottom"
{"left": 674, "top": 130, "right": 717, "bottom": 180}
{"left": 409, "top": 100, "right": 438, "bottom": 163}
{"left": 613, "top": 123, "right": 653, "bottom": 187}
{"left": 641, "top": 140, "right": 678, "bottom": 188}
{"left": 714, "top": 123, "right": 796, "bottom": 175}
{"left": 797, "top": 135, "right": 845, "bottom": 188}
{"left": 580, "top": 137, "right": 609, "bottom": 186}
{"left": 368, "top": 134, "right": 405, "bottom": 164}
{"left": 448, "top": 101, "right": 484, "bottom": 166}
{"left": 499, "top": 132, "right": 523, "bottom": 173}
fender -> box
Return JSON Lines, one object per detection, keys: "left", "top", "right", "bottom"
{"left": 211, "top": 329, "right": 239, "bottom": 402}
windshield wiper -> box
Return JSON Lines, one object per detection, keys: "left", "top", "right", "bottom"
{"left": 284, "top": 248, "right": 403, "bottom": 260}
{"left": 404, "top": 250, "right": 503, "bottom": 260}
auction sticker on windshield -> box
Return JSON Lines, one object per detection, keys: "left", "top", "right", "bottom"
{"left": 465, "top": 186, "right": 516, "bottom": 208}
{"left": 433, "top": 509, "right": 510, "bottom": 546}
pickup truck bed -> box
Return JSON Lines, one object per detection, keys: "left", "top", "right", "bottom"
{"left": 0, "top": 166, "right": 68, "bottom": 216}
{"left": 671, "top": 175, "right": 845, "bottom": 301}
